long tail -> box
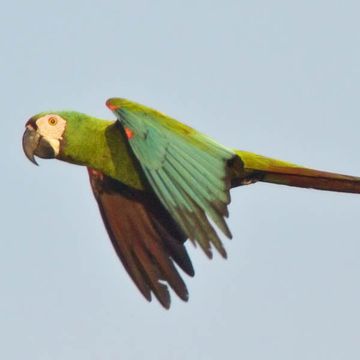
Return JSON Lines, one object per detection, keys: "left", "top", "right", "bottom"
{"left": 231, "top": 150, "right": 360, "bottom": 194}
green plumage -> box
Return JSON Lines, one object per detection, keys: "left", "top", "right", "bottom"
{"left": 109, "top": 99, "right": 235, "bottom": 256}
{"left": 58, "top": 112, "right": 145, "bottom": 190}
{"left": 23, "top": 97, "right": 360, "bottom": 308}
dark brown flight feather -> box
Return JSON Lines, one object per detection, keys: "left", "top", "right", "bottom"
{"left": 87, "top": 168, "right": 194, "bottom": 309}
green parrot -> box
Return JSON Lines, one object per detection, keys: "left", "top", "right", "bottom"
{"left": 22, "top": 98, "right": 360, "bottom": 308}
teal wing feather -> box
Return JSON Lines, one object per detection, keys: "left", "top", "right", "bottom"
{"left": 106, "top": 98, "right": 235, "bottom": 257}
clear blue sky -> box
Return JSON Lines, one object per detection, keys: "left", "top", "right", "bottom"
{"left": 1, "top": 1, "right": 360, "bottom": 359}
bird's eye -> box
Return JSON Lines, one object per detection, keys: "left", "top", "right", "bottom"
{"left": 48, "top": 117, "right": 58, "bottom": 126}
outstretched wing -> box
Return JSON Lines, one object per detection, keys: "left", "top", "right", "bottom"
{"left": 106, "top": 98, "right": 236, "bottom": 258}
{"left": 87, "top": 168, "right": 194, "bottom": 309}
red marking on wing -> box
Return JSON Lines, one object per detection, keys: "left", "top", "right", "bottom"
{"left": 87, "top": 167, "right": 103, "bottom": 181}
{"left": 106, "top": 100, "right": 119, "bottom": 111}
{"left": 125, "top": 127, "right": 134, "bottom": 139}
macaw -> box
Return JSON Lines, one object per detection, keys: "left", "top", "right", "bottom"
{"left": 22, "top": 98, "right": 360, "bottom": 308}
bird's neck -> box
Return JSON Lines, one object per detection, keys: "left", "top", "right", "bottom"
{"left": 59, "top": 113, "right": 145, "bottom": 190}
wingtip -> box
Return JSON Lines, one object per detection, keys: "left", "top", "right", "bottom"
{"left": 216, "top": 244, "right": 228, "bottom": 259}
{"left": 159, "top": 296, "right": 171, "bottom": 310}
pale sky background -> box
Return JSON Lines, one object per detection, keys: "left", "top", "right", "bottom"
{"left": 1, "top": 1, "right": 360, "bottom": 359}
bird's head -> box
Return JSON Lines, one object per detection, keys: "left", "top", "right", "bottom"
{"left": 22, "top": 113, "right": 68, "bottom": 165}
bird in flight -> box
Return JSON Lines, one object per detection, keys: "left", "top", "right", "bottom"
{"left": 22, "top": 98, "right": 360, "bottom": 308}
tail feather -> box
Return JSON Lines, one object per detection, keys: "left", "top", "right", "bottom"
{"left": 232, "top": 150, "right": 360, "bottom": 194}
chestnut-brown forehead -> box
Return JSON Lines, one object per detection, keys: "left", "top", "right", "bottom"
{"left": 25, "top": 117, "right": 38, "bottom": 130}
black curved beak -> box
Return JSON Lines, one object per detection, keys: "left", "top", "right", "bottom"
{"left": 22, "top": 125, "right": 40, "bottom": 165}
{"left": 22, "top": 124, "right": 57, "bottom": 165}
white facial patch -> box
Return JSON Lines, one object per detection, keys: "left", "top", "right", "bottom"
{"left": 36, "top": 114, "right": 66, "bottom": 138}
{"left": 35, "top": 114, "right": 67, "bottom": 156}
